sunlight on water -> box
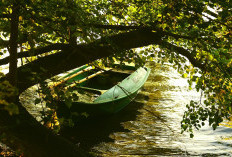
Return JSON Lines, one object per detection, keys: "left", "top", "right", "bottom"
{"left": 93, "top": 62, "right": 232, "bottom": 156}
{"left": 2, "top": 61, "right": 232, "bottom": 156}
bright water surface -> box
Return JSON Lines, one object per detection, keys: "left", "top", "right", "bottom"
{"left": 3, "top": 62, "right": 232, "bottom": 156}
{"left": 64, "top": 62, "right": 232, "bottom": 157}
{"left": 57, "top": 63, "right": 232, "bottom": 157}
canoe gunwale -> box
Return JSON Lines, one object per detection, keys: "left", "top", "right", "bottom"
{"left": 71, "top": 66, "right": 151, "bottom": 105}
{"left": 57, "top": 66, "right": 150, "bottom": 116}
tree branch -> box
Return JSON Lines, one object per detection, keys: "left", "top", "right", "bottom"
{"left": 12, "top": 30, "right": 162, "bottom": 93}
{"left": 92, "top": 24, "right": 148, "bottom": 30}
{"left": 25, "top": 7, "right": 68, "bottom": 40}
{"left": 92, "top": 24, "right": 195, "bottom": 40}
{"left": 1, "top": 30, "right": 207, "bottom": 156}
{"left": 3, "top": 29, "right": 205, "bottom": 93}
{"left": 160, "top": 40, "right": 205, "bottom": 70}
{"left": 0, "top": 43, "right": 71, "bottom": 65}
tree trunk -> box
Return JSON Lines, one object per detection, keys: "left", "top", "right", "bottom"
{"left": 1, "top": 3, "right": 91, "bottom": 157}
{"left": 8, "top": 2, "right": 19, "bottom": 87}
{"left": 0, "top": 100, "right": 90, "bottom": 157}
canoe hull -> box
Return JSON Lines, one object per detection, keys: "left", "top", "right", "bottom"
{"left": 57, "top": 66, "right": 150, "bottom": 117}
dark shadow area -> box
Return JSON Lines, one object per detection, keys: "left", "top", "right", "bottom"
{"left": 59, "top": 101, "right": 144, "bottom": 151}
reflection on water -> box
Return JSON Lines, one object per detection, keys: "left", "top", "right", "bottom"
{"left": 70, "top": 62, "right": 232, "bottom": 157}
{"left": 3, "top": 62, "right": 232, "bottom": 156}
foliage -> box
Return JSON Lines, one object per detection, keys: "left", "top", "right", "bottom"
{"left": 0, "top": 1, "right": 231, "bottom": 155}
{"left": 35, "top": 78, "right": 85, "bottom": 132}
{"left": 0, "top": 73, "right": 18, "bottom": 115}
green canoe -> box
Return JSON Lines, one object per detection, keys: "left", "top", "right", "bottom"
{"left": 57, "top": 65, "right": 150, "bottom": 117}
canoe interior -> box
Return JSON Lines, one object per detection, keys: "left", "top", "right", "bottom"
{"left": 56, "top": 65, "right": 150, "bottom": 117}
{"left": 64, "top": 66, "right": 135, "bottom": 90}
{"left": 59, "top": 66, "right": 136, "bottom": 103}
{"left": 77, "top": 70, "right": 131, "bottom": 90}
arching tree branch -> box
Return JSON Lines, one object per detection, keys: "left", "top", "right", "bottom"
{"left": 92, "top": 24, "right": 195, "bottom": 40}
{"left": 0, "top": 43, "right": 70, "bottom": 65}
{"left": 160, "top": 40, "right": 205, "bottom": 70}
{"left": 92, "top": 24, "right": 148, "bottom": 30}
{"left": 13, "top": 30, "right": 163, "bottom": 93}
{"left": 3, "top": 29, "right": 206, "bottom": 93}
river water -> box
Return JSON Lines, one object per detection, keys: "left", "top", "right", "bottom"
{"left": 60, "top": 62, "right": 232, "bottom": 156}
{"left": 2, "top": 62, "right": 232, "bottom": 156}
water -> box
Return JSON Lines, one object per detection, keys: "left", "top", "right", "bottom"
{"left": 63, "top": 62, "right": 232, "bottom": 157}
{"left": 2, "top": 62, "right": 232, "bottom": 156}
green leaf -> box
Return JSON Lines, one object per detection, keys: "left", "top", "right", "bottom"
{"left": 182, "top": 73, "right": 188, "bottom": 78}
{"left": 190, "top": 133, "right": 194, "bottom": 138}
